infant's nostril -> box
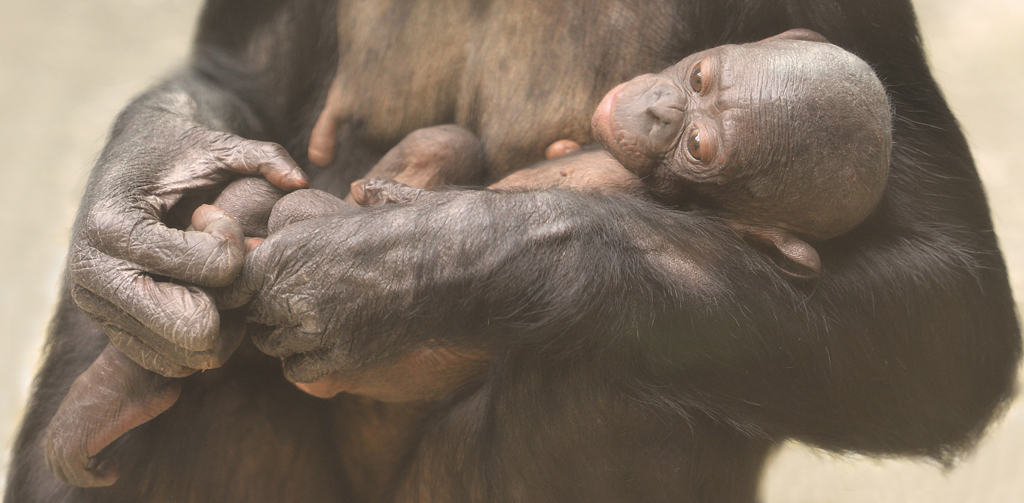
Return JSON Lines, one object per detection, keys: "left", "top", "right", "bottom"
{"left": 647, "top": 99, "right": 683, "bottom": 126}
{"left": 647, "top": 105, "right": 673, "bottom": 124}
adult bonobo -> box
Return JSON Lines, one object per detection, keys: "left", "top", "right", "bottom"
{"left": 6, "top": 1, "right": 1020, "bottom": 503}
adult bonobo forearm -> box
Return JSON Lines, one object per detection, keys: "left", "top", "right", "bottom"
{"left": 223, "top": 189, "right": 773, "bottom": 388}
{"left": 227, "top": 170, "right": 1018, "bottom": 458}
{"left": 68, "top": 71, "right": 308, "bottom": 377}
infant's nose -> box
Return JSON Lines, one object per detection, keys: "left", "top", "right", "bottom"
{"left": 641, "top": 83, "right": 686, "bottom": 148}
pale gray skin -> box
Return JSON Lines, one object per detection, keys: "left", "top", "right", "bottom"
{"left": 592, "top": 29, "right": 892, "bottom": 276}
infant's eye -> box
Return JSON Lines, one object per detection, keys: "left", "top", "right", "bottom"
{"left": 686, "top": 128, "right": 701, "bottom": 161}
{"left": 689, "top": 66, "right": 703, "bottom": 93}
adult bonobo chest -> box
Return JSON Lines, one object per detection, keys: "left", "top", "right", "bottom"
{"left": 322, "top": 0, "right": 684, "bottom": 178}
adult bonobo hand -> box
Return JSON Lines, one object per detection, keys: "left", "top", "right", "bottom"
{"left": 69, "top": 127, "right": 308, "bottom": 376}
{"left": 220, "top": 191, "right": 454, "bottom": 384}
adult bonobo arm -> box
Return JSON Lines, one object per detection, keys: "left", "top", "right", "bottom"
{"left": 224, "top": 151, "right": 1018, "bottom": 461}
{"left": 221, "top": 1, "right": 1020, "bottom": 463}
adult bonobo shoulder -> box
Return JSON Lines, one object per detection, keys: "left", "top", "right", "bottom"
{"left": 6, "top": 1, "right": 1018, "bottom": 502}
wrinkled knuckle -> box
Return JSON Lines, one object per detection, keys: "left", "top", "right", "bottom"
{"left": 67, "top": 243, "right": 106, "bottom": 284}
{"left": 258, "top": 141, "right": 287, "bottom": 160}
{"left": 170, "top": 297, "right": 219, "bottom": 349}
{"left": 82, "top": 204, "right": 133, "bottom": 251}
{"left": 68, "top": 283, "right": 98, "bottom": 313}
{"left": 203, "top": 247, "right": 244, "bottom": 287}
{"left": 184, "top": 234, "right": 242, "bottom": 287}
{"left": 203, "top": 130, "right": 240, "bottom": 150}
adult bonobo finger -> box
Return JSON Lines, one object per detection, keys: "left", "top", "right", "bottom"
{"left": 215, "top": 244, "right": 269, "bottom": 311}
{"left": 70, "top": 249, "right": 223, "bottom": 353}
{"left": 71, "top": 284, "right": 225, "bottom": 374}
{"left": 84, "top": 206, "right": 246, "bottom": 288}
{"left": 44, "top": 344, "right": 181, "bottom": 488}
{"left": 205, "top": 132, "right": 309, "bottom": 190}
{"left": 350, "top": 177, "right": 427, "bottom": 206}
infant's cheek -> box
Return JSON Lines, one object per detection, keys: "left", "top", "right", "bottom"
{"left": 591, "top": 82, "right": 627, "bottom": 148}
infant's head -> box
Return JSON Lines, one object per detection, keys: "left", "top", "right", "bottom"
{"left": 592, "top": 29, "right": 891, "bottom": 244}
{"left": 591, "top": 29, "right": 891, "bottom": 277}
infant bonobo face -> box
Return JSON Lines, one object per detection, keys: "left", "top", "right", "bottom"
{"left": 592, "top": 30, "right": 891, "bottom": 247}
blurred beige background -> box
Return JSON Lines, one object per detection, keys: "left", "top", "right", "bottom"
{"left": 1, "top": 0, "right": 1021, "bottom": 499}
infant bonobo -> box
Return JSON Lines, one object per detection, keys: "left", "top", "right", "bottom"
{"left": 284, "top": 29, "right": 893, "bottom": 402}
{"left": 357, "top": 28, "right": 891, "bottom": 278}
{"left": 44, "top": 29, "right": 890, "bottom": 487}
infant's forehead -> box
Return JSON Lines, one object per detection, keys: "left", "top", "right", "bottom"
{"left": 673, "top": 40, "right": 855, "bottom": 83}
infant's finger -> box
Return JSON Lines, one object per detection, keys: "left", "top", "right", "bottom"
{"left": 351, "top": 177, "right": 426, "bottom": 206}
{"left": 545, "top": 139, "right": 581, "bottom": 159}
{"left": 191, "top": 205, "right": 246, "bottom": 259}
{"left": 308, "top": 76, "right": 346, "bottom": 167}
{"left": 308, "top": 106, "right": 340, "bottom": 167}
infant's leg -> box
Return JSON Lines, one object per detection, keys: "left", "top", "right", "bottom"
{"left": 44, "top": 343, "right": 181, "bottom": 487}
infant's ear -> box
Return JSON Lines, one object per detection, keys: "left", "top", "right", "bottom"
{"left": 732, "top": 224, "right": 821, "bottom": 280}
{"left": 759, "top": 28, "right": 830, "bottom": 44}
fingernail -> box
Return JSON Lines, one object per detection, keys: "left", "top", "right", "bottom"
{"left": 349, "top": 180, "right": 365, "bottom": 204}
{"left": 289, "top": 170, "right": 309, "bottom": 187}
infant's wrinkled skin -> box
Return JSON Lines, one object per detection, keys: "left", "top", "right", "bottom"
{"left": 46, "top": 203, "right": 251, "bottom": 487}
{"left": 591, "top": 30, "right": 891, "bottom": 241}
{"left": 588, "top": 29, "right": 891, "bottom": 277}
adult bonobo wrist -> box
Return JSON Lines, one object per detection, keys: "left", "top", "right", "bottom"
{"left": 68, "top": 127, "right": 308, "bottom": 375}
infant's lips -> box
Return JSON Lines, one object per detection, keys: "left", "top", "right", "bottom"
{"left": 592, "top": 82, "right": 627, "bottom": 145}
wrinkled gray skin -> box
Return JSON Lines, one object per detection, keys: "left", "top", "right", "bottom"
{"left": 30, "top": 1, "right": 1017, "bottom": 496}
{"left": 46, "top": 172, "right": 294, "bottom": 486}
{"left": 69, "top": 130, "right": 308, "bottom": 376}
{"left": 43, "top": 121, "right": 483, "bottom": 486}
{"left": 592, "top": 29, "right": 891, "bottom": 276}
{"left": 44, "top": 32, "right": 893, "bottom": 486}
{"left": 354, "top": 31, "right": 894, "bottom": 278}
